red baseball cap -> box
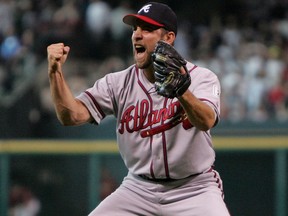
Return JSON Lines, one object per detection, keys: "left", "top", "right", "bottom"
{"left": 123, "top": 2, "right": 178, "bottom": 35}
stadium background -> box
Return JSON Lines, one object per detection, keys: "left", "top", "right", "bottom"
{"left": 0, "top": 0, "right": 287, "bottom": 215}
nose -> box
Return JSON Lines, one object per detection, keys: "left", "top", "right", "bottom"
{"left": 132, "top": 26, "right": 143, "bottom": 40}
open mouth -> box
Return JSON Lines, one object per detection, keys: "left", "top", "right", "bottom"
{"left": 135, "top": 45, "right": 146, "bottom": 54}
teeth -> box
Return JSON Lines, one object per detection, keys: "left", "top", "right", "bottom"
{"left": 135, "top": 45, "right": 145, "bottom": 54}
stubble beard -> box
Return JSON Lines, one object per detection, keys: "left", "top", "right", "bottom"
{"left": 137, "top": 59, "right": 152, "bottom": 69}
{"left": 135, "top": 51, "right": 153, "bottom": 69}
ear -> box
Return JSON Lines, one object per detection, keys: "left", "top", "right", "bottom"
{"left": 163, "top": 31, "right": 176, "bottom": 45}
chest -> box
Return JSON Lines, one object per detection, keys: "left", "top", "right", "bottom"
{"left": 117, "top": 77, "right": 190, "bottom": 137}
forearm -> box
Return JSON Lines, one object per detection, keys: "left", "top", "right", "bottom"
{"left": 47, "top": 43, "right": 91, "bottom": 126}
{"left": 49, "top": 71, "right": 89, "bottom": 125}
{"left": 178, "top": 90, "right": 216, "bottom": 131}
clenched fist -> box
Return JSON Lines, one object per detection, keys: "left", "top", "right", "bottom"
{"left": 47, "top": 43, "right": 70, "bottom": 75}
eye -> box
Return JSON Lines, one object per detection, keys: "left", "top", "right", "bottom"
{"left": 142, "top": 25, "right": 158, "bottom": 32}
{"left": 132, "top": 24, "right": 159, "bottom": 32}
{"left": 132, "top": 25, "right": 137, "bottom": 31}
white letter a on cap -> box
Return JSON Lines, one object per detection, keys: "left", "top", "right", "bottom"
{"left": 138, "top": 4, "right": 152, "bottom": 13}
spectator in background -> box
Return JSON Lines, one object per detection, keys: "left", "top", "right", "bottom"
{"left": 85, "top": 0, "right": 111, "bottom": 59}
{"left": 100, "top": 169, "right": 118, "bottom": 201}
{"left": 0, "top": 0, "right": 15, "bottom": 39}
{"left": 109, "top": 0, "right": 132, "bottom": 58}
{"left": 51, "top": 0, "right": 81, "bottom": 44}
{"left": 221, "top": 16, "right": 241, "bottom": 52}
{"left": 0, "top": 25, "right": 36, "bottom": 98}
{"left": 85, "top": 0, "right": 111, "bottom": 39}
{"left": 110, "top": 1, "right": 132, "bottom": 41}
{"left": 267, "top": 81, "right": 287, "bottom": 121}
{"left": 0, "top": 0, "right": 37, "bottom": 105}
{"left": 0, "top": 26, "right": 21, "bottom": 92}
{"left": 33, "top": 0, "right": 57, "bottom": 58}
{"left": 174, "top": 21, "right": 192, "bottom": 60}
{"left": 265, "top": 43, "right": 284, "bottom": 90}
{"left": 15, "top": 29, "right": 36, "bottom": 81}
{"left": 9, "top": 184, "right": 41, "bottom": 216}
{"left": 15, "top": 0, "right": 37, "bottom": 33}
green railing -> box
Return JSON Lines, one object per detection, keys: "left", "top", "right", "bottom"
{"left": 0, "top": 137, "right": 287, "bottom": 216}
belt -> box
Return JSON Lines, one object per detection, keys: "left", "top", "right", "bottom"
{"left": 138, "top": 173, "right": 201, "bottom": 182}
{"left": 138, "top": 167, "right": 213, "bottom": 183}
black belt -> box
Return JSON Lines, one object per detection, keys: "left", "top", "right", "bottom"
{"left": 138, "top": 173, "right": 201, "bottom": 182}
{"left": 138, "top": 167, "right": 213, "bottom": 182}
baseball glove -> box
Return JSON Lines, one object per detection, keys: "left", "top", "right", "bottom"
{"left": 152, "top": 40, "right": 191, "bottom": 98}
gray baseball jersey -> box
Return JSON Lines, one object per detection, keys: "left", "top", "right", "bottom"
{"left": 77, "top": 62, "right": 221, "bottom": 180}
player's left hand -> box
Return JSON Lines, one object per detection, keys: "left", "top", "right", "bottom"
{"left": 152, "top": 40, "right": 191, "bottom": 98}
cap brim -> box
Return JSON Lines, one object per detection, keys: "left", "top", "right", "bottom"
{"left": 123, "top": 14, "right": 164, "bottom": 27}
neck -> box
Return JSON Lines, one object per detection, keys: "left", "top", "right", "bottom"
{"left": 143, "top": 65, "right": 155, "bottom": 83}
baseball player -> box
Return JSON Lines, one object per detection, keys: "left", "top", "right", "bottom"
{"left": 47, "top": 2, "right": 230, "bottom": 216}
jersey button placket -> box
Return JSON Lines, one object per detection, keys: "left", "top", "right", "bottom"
{"left": 151, "top": 133, "right": 165, "bottom": 178}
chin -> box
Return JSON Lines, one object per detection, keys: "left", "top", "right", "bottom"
{"left": 136, "top": 61, "right": 152, "bottom": 69}
{"left": 135, "top": 58, "right": 153, "bottom": 69}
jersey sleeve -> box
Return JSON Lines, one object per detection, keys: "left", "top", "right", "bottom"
{"left": 76, "top": 73, "right": 117, "bottom": 124}
{"left": 188, "top": 64, "right": 221, "bottom": 125}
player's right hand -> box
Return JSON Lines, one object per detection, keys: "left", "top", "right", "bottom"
{"left": 47, "top": 43, "right": 70, "bottom": 75}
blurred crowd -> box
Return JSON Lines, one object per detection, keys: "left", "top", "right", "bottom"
{"left": 0, "top": 0, "right": 288, "bottom": 123}
{"left": 9, "top": 185, "right": 41, "bottom": 216}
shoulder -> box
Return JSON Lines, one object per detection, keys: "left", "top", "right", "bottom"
{"left": 107, "top": 64, "right": 135, "bottom": 77}
{"left": 104, "top": 65, "right": 136, "bottom": 83}
{"left": 186, "top": 61, "right": 218, "bottom": 80}
{"left": 90, "top": 65, "right": 136, "bottom": 92}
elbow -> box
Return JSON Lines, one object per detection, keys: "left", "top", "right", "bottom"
{"left": 197, "top": 124, "right": 211, "bottom": 132}
{"left": 57, "top": 115, "right": 74, "bottom": 126}
{"left": 59, "top": 119, "right": 74, "bottom": 126}
{"left": 56, "top": 111, "right": 78, "bottom": 126}
{"left": 195, "top": 118, "right": 215, "bottom": 131}
{"left": 55, "top": 103, "right": 91, "bottom": 126}
{"left": 198, "top": 112, "right": 217, "bottom": 131}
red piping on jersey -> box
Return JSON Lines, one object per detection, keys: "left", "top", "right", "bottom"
{"left": 212, "top": 169, "right": 225, "bottom": 199}
{"left": 135, "top": 66, "right": 158, "bottom": 179}
{"left": 189, "top": 64, "right": 218, "bottom": 123}
{"left": 162, "top": 98, "right": 170, "bottom": 179}
{"left": 84, "top": 90, "right": 106, "bottom": 119}
{"left": 199, "top": 98, "right": 217, "bottom": 109}
{"left": 189, "top": 65, "right": 198, "bottom": 73}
